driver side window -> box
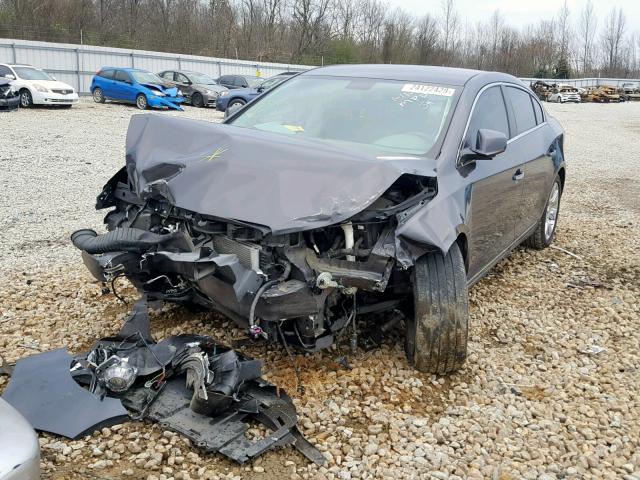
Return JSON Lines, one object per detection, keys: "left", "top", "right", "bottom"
{"left": 176, "top": 73, "right": 189, "bottom": 84}
{"left": 465, "top": 86, "right": 510, "bottom": 148}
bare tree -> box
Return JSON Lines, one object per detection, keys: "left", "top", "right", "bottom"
{"left": 439, "top": 0, "right": 458, "bottom": 62}
{"left": 601, "top": 6, "right": 626, "bottom": 76}
{"left": 578, "top": 0, "right": 597, "bottom": 75}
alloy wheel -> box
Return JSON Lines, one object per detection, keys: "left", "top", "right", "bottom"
{"left": 544, "top": 182, "right": 560, "bottom": 241}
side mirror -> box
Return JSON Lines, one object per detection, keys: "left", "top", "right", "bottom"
{"left": 5, "top": 74, "right": 15, "bottom": 80}
{"left": 51, "top": 75, "right": 57, "bottom": 80}
{"left": 257, "top": 86, "right": 264, "bottom": 93}
{"left": 225, "top": 102, "right": 244, "bottom": 119}
{"left": 461, "top": 129, "right": 507, "bottom": 162}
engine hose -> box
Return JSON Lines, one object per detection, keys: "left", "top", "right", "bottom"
{"left": 71, "top": 228, "right": 176, "bottom": 254}
{"left": 247, "top": 260, "right": 291, "bottom": 331}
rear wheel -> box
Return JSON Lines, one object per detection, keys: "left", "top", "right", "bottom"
{"left": 192, "top": 92, "right": 204, "bottom": 108}
{"left": 406, "top": 242, "right": 469, "bottom": 375}
{"left": 19, "top": 89, "right": 33, "bottom": 108}
{"left": 93, "top": 87, "right": 105, "bottom": 103}
{"left": 136, "top": 94, "right": 148, "bottom": 110}
{"left": 526, "top": 175, "right": 562, "bottom": 250}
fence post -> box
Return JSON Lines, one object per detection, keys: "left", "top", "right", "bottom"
{"left": 11, "top": 42, "right": 17, "bottom": 63}
{"left": 217, "top": 61, "right": 221, "bottom": 77}
{"left": 75, "top": 48, "right": 82, "bottom": 93}
{"left": 130, "top": 52, "right": 134, "bottom": 68}
{"left": 177, "top": 56, "right": 182, "bottom": 70}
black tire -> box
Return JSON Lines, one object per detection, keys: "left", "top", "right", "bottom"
{"left": 525, "top": 175, "right": 562, "bottom": 250}
{"left": 19, "top": 89, "right": 33, "bottom": 108}
{"left": 228, "top": 98, "right": 246, "bottom": 109}
{"left": 136, "top": 94, "right": 148, "bottom": 110}
{"left": 406, "top": 242, "right": 469, "bottom": 375}
{"left": 93, "top": 87, "right": 105, "bottom": 103}
{"left": 192, "top": 92, "right": 204, "bottom": 108}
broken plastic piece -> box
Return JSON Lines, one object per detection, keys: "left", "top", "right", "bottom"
{"left": 2, "top": 349, "right": 129, "bottom": 439}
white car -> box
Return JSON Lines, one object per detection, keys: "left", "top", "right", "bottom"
{"left": 547, "top": 88, "right": 581, "bottom": 103}
{"left": 0, "top": 398, "right": 40, "bottom": 479}
{"left": 0, "top": 63, "right": 78, "bottom": 108}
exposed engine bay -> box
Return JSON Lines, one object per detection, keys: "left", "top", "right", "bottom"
{"left": 71, "top": 113, "right": 445, "bottom": 353}
{"left": 73, "top": 170, "right": 436, "bottom": 351}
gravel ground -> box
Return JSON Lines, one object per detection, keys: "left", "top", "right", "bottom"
{"left": 1, "top": 99, "right": 639, "bottom": 480}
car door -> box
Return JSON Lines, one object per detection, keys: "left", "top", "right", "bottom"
{"left": 463, "top": 85, "right": 525, "bottom": 281}
{"left": 175, "top": 72, "right": 193, "bottom": 100}
{"left": 504, "top": 86, "right": 556, "bottom": 238}
{"left": 112, "top": 70, "right": 136, "bottom": 101}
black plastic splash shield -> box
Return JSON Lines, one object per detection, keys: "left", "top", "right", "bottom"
{"left": 2, "top": 349, "right": 129, "bottom": 439}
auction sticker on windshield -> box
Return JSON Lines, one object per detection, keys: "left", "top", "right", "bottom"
{"left": 401, "top": 84, "right": 455, "bottom": 96}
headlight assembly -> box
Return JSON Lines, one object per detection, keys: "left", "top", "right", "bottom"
{"left": 34, "top": 84, "right": 49, "bottom": 93}
{"left": 220, "top": 91, "right": 229, "bottom": 97}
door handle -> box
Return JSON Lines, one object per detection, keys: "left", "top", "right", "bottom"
{"left": 512, "top": 169, "right": 524, "bottom": 181}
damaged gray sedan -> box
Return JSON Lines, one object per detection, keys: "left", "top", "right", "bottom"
{"left": 73, "top": 65, "right": 565, "bottom": 374}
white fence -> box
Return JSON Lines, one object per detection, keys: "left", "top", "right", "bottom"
{"left": 0, "top": 38, "right": 311, "bottom": 94}
{"left": 2, "top": 38, "right": 638, "bottom": 94}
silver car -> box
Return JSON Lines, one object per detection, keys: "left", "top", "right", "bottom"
{"left": 0, "top": 399, "right": 40, "bottom": 480}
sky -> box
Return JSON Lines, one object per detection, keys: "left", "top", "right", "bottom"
{"left": 385, "top": 0, "right": 640, "bottom": 32}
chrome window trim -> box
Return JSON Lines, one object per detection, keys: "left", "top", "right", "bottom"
{"left": 457, "top": 81, "right": 547, "bottom": 166}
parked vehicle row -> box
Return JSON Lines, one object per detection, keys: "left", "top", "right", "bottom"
{"left": 530, "top": 80, "right": 640, "bottom": 103}
{"left": 90, "top": 67, "right": 298, "bottom": 112}
{"left": 0, "top": 63, "right": 299, "bottom": 112}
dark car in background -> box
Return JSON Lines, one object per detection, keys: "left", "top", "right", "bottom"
{"left": 216, "top": 74, "right": 263, "bottom": 90}
{"left": 216, "top": 72, "right": 297, "bottom": 111}
{"left": 158, "top": 70, "right": 227, "bottom": 108}
{"left": 74, "top": 65, "right": 565, "bottom": 375}
{"left": 91, "top": 68, "right": 184, "bottom": 110}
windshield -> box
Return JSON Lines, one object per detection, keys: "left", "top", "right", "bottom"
{"left": 187, "top": 72, "right": 217, "bottom": 85}
{"left": 230, "top": 76, "right": 458, "bottom": 156}
{"left": 131, "top": 71, "right": 164, "bottom": 84}
{"left": 246, "top": 76, "right": 263, "bottom": 88}
{"left": 14, "top": 67, "right": 52, "bottom": 81}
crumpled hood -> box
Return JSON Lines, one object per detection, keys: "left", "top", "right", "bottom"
{"left": 141, "top": 83, "right": 180, "bottom": 97}
{"left": 125, "top": 114, "right": 437, "bottom": 234}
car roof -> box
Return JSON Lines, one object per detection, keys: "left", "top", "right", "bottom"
{"left": 302, "top": 64, "right": 516, "bottom": 87}
{"left": 4, "top": 64, "right": 35, "bottom": 68}
{"left": 100, "top": 67, "right": 149, "bottom": 72}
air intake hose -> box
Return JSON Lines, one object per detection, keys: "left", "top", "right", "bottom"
{"left": 71, "top": 228, "right": 176, "bottom": 254}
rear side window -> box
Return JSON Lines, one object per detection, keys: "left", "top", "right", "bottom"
{"left": 114, "top": 70, "right": 130, "bottom": 83}
{"left": 218, "top": 75, "right": 231, "bottom": 85}
{"left": 98, "top": 69, "right": 114, "bottom": 80}
{"left": 506, "top": 87, "right": 537, "bottom": 135}
{"left": 233, "top": 76, "right": 247, "bottom": 87}
{"left": 465, "top": 86, "right": 510, "bottom": 147}
{"left": 532, "top": 99, "right": 544, "bottom": 125}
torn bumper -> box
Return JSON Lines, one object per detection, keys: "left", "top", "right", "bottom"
{"left": 147, "top": 94, "right": 184, "bottom": 111}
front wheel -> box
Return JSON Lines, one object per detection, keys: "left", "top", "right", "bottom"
{"left": 227, "top": 98, "right": 246, "bottom": 110}
{"left": 136, "top": 94, "right": 148, "bottom": 110}
{"left": 19, "top": 89, "right": 33, "bottom": 108}
{"left": 406, "top": 242, "right": 469, "bottom": 375}
{"left": 526, "top": 175, "right": 562, "bottom": 250}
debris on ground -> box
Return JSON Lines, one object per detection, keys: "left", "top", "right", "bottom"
{"left": 2, "top": 295, "right": 325, "bottom": 466}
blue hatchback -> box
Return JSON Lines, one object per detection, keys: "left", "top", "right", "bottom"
{"left": 91, "top": 67, "right": 184, "bottom": 110}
